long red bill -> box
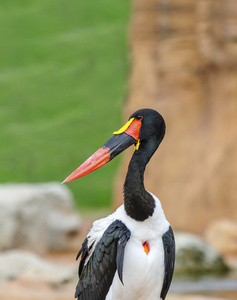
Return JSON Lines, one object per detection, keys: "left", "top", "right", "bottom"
{"left": 62, "top": 147, "right": 110, "bottom": 184}
{"left": 62, "top": 117, "right": 142, "bottom": 184}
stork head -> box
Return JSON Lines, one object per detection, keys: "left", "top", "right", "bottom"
{"left": 62, "top": 108, "right": 165, "bottom": 183}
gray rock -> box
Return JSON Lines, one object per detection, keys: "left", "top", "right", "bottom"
{"left": 0, "top": 250, "right": 76, "bottom": 284}
{"left": 0, "top": 200, "right": 18, "bottom": 251}
{"left": 0, "top": 183, "right": 81, "bottom": 253}
{"left": 204, "top": 219, "right": 237, "bottom": 256}
{"left": 175, "top": 232, "right": 229, "bottom": 276}
{"left": 47, "top": 210, "right": 81, "bottom": 251}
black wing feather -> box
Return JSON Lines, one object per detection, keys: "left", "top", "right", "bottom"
{"left": 160, "top": 226, "right": 175, "bottom": 300}
{"left": 75, "top": 220, "right": 131, "bottom": 300}
{"left": 77, "top": 238, "right": 90, "bottom": 276}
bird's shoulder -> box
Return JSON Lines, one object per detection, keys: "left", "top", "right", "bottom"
{"left": 86, "top": 208, "right": 121, "bottom": 251}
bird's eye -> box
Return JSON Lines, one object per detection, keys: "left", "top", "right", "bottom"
{"left": 136, "top": 115, "right": 142, "bottom": 120}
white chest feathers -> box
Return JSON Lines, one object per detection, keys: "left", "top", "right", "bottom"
{"left": 87, "top": 193, "right": 170, "bottom": 300}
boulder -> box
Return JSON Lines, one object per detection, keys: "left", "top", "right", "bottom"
{"left": 0, "top": 199, "right": 19, "bottom": 251}
{"left": 175, "top": 232, "right": 229, "bottom": 276}
{"left": 0, "top": 183, "right": 81, "bottom": 253}
{"left": 0, "top": 250, "right": 76, "bottom": 285}
{"left": 204, "top": 219, "right": 237, "bottom": 256}
{"left": 47, "top": 211, "right": 81, "bottom": 251}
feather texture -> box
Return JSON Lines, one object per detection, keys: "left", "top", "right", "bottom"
{"left": 160, "top": 226, "right": 175, "bottom": 300}
{"left": 75, "top": 220, "right": 131, "bottom": 300}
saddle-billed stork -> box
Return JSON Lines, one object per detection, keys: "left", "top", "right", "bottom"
{"left": 63, "top": 108, "right": 175, "bottom": 300}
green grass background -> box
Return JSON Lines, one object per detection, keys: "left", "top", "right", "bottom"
{"left": 0, "top": 0, "right": 130, "bottom": 208}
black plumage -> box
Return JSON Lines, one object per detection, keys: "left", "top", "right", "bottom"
{"left": 160, "top": 226, "right": 175, "bottom": 300}
{"left": 75, "top": 220, "right": 131, "bottom": 300}
{"left": 123, "top": 109, "right": 166, "bottom": 221}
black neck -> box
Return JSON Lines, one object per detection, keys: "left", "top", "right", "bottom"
{"left": 123, "top": 138, "right": 159, "bottom": 221}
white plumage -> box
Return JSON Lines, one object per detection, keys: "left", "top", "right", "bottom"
{"left": 86, "top": 193, "right": 170, "bottom": 300}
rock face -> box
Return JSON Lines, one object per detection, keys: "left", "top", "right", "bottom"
{"left": 0, "top": 183, "right": 81, "bottom": 253}
{"left": 115, "top": 0, "right": 237, "bottom": 234}
{"left": 175, "top": 232, "right": 228, "bottom": 276}
{"left": 204, "top": 219, "right": 237, "bottom": 256}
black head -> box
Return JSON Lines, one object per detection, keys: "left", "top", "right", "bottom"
{"left": 129, "top": 108, "right": 166, "bottom": 146}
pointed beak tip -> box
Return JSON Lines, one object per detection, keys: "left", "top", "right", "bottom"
{"left": 61, "top": 177, "right": 70, "bottom": 184}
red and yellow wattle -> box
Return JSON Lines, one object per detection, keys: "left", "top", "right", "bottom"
{"left": 142, "top": 241, "right": 150, "bottom": 255}
{"left": 113, "top": 117, "right": 142, "bottom": 141}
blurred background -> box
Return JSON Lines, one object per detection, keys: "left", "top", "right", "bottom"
{"left": 0, "top": 0, "right": 237, "bottom": 299}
